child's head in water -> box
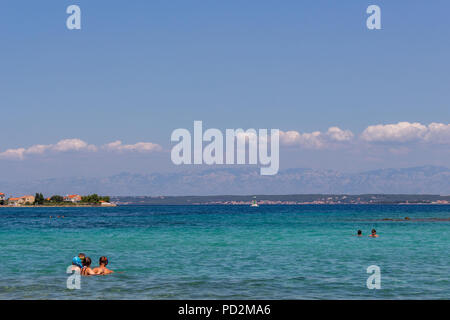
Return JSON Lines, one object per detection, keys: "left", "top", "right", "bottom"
{"left": 357, "top": 230, "right": 362, "bottom": 236}
{"left": 371, "top": 229, "right": 376, "bottom": 234}
{"left": 78, "top": 253, "right": 86, "bottom": 262}
{"left": 99, "top": 256, "right": 108, "bottom": 266}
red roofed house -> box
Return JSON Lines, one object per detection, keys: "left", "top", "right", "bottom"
{"left": 0, "top": 193, "right": 5, "bottom": 202}
{"left": 64, "top": 194, "right": 82, "bottom": 203}
{"left": 8, "top": 195, "right": 35, "bottom": 206}
{"left": 8, "top": 197, "right": 21, "bottom": 206}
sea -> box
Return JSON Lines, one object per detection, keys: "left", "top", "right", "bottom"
{"left": 0, "top": 205, "right": 448, "bottom": 299}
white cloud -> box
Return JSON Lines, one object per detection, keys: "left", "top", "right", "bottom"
{"left": 361, "top": 122, "right": 450, "bottom": 144}
{"left": 279, "top": 122, "right": 449, "bottom": 149}
{"left": 52, "top": 139, "right": 97, "bottom": 152}
{"left": 423, "top": 123, "right": 450, "bottom": 144}
{"left": 26, "top": 144, "right": 51, "bottom": 155}
{"left": 0, "top": 138, "right": 97, "bottom": 160}
{"left": 0, "top": 138, "right": 162, "bottom": 160}
{"left": 279, "top": 130, "right": 302, "bottom": 146}
{"left": 280, "top": 127, "right": 354, "bottom": 149}
{"left": 326, "top": 127, "right": 354, "bottom": 142}
{"left": 0, "top": 148, "right": 26, "bottom": 160}
{"left": 296, "top": 131, "right": 325, "bottom": 149}
{"left": 361, "top": 122, "right": 427, "bottom": 142}
{"left": 103, "top": 140, "right": 163, "bottom": 153}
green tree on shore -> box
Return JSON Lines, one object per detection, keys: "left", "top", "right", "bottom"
{"left": 34, "top": 193, "right": 45, "bottom": 205}
{"left": 82, "top": 194, "right": 100, "bottom": 203}
{"left": 49, "top": 195, "right": 64, "bottom": 203}
{"left": 81, "top": 194, "right": 110, "bottom": 204}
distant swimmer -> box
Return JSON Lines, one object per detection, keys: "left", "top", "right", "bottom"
{"left": 81, "top": 256, "right": 96, "bottom": 276}
{"left": 369, "top": 229, "right": 379, "bottom": 238}
{"left": 93, "top": 256, "right": 114, "bottom": 275}
{"left": 357, "top": 230, "right": 363, "bottom": 236}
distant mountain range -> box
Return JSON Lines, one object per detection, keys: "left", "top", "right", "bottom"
{"left": 1, "top": 165, "right": 449, "bottom": 196}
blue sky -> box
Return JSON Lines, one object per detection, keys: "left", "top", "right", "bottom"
{"left": 0, "top": 1, "right": 449, "bottom": 181}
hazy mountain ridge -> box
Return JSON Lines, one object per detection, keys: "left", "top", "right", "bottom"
{"left": 1, "top": 165, "right": 449, "bottom": 196}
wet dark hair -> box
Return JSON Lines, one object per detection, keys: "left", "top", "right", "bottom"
{"left": 371, "top": 229, "right": 376, "bottom": 233}
{"left": 83, "top": 256, "right": 92, "bottom": 267}
{"left": 357, "top": 230, "right": 362, "bottom": 235}
{"left": 99, "top": 256, "right": 108, "bottom": 266}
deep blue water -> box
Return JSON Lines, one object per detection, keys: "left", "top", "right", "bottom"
{"left": 0, "top": 205, "right": 449, "bottom": 299}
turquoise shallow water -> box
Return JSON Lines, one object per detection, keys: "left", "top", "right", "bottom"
{"left": 0, "top": 205, "right": 448, "bottom": 299}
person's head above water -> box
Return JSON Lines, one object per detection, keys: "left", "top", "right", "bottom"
{"left": 83, "top": 256, "right": 92, "bottom": 267}
{"left": 78, "top": 253, "right": 86, "bottom": 262}
{"left": 357, "top": 230, "right": 362, "bottom": 236}
{"left": 371, "top": 229, "right": 377, "bottom": 234}
{"left": 72, "top": 256, "right": 83, "bottom": 268}
{"left": 99, "top": 256, "right": 109, "bottom": 266}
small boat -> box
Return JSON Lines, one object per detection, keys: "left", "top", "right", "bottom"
{"left": 250, "top": 197, "right": 259, "bottom": 207}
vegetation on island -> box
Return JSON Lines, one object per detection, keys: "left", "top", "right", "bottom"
{"left": 38, "top": 193, "right": 110, "bottom": 205}
{"left": 34, "top": 193, "right": 45, "bottom": 205}
{"left": 0, "top": 193, "right": 112, "bottom": 207}
{"left": 81, "top": 194, "right": 110, "bottom": 204}
{"left": 49, "top": 195, "right": 64, "bottom": 203}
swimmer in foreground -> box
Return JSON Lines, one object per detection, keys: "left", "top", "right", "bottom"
{"left": 81, "top": 256, "right": 97, "bottom": 276}
{"left": 71, "top": 256, "right": 83, "bottom": 272}
{"left": 357, "top": 230, "right": 362, "bottom": 236}
{"left": 93, "top": 256, "right": 114, "bottom": 275}
{"left": 369, "top": 229, "right": 379, "bottom": 238}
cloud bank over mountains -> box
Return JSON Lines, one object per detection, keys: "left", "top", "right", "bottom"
{"left": 103, "top": 140, "right": 163, "bottom": 153}
{"left": 280, "top": 127, "right": 354, "bottom": 149}
{"left": 280, "top": 122, "right": 450, "bottom": 149}
{"left": 0, "top": 139, "right": 163, "bottom": 160}
{"left": 361, "top": 122, "right": 450, "bottom": 143}
{"left": 1, "top": 122, "right": 449, "bottom": 160}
